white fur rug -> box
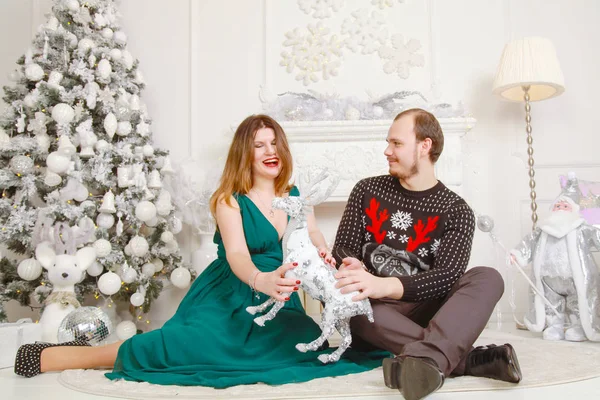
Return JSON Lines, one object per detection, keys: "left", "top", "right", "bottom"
{"left": 58, "top": 329, "right": 600, "bottom": 399}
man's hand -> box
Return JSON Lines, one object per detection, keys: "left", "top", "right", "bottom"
{"left": 335, "top": 257, "right": 404, "bottom": 301}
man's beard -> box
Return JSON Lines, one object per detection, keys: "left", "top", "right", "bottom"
{"left": 390, "top": 147, "right": 419, "bottom": 180}
{"left": 539, "top": 210, "right": 584, "bottom": 238}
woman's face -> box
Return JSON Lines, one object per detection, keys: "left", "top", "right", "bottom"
{"left": 251, "top": 127, "right": 281, "bottom": 181}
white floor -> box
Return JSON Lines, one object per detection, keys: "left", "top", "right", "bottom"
{"left": 2, "top": 324, "right": 600, "bottom": 400}
{"left": 1, "top": 367, "right": 599, "bottom": 400}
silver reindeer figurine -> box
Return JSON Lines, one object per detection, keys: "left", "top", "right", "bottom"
{"left": 246, "top": 168, "right": 374, "bottom": 363}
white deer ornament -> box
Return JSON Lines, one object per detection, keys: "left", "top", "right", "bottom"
{"left": 246, "top": 168, "right": 374, "bottom": 363}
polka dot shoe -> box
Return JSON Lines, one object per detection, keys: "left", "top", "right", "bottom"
{"left": 14, "top": 340, "right": 90, "bottom": 378}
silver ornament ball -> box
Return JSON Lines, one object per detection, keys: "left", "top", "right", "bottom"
{"left": 57, "top": 306, "right": 112, "bottom": 346}
{"left": 477, "top": 215, "right": 495, "bottom": 233}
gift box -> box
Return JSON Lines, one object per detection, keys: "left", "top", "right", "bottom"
{"left": 0, "top": 318, "right": 43, "bottom": 369}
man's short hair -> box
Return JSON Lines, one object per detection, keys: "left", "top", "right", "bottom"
{"left": 394, "top": 108, "right": 444, "bottom": 163}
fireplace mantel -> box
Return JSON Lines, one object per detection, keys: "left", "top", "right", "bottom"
{"left": 282, "top": 118, "right": 476, "bottom": 202}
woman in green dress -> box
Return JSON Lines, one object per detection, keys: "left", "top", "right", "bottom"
{"left": 14, "top": 114, "right": 385, "bottom": 386}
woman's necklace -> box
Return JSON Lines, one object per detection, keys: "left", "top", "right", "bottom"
{"left": 251, "top": 189, "right": 275, "bottom": 218}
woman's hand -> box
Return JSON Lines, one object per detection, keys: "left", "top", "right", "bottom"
{"left": 254, "top": 262, "right": 300, "bottom": 301}
{"left": 318, "top": 247, "right": 337, "bottom": 268}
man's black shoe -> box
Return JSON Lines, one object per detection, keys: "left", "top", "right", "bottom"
{"left": 465, "top": 343, "right": 522, "bottom": 383}
{"left": 400, "top": 356, "right": 444, "bottom": 400}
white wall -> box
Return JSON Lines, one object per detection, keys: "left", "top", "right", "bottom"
{"left": 1, "top": 0, "right": 599, "bottom": 324}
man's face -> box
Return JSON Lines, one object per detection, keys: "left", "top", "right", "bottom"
{"left": 384, "top": 116, "right": 421, "bottom": 180}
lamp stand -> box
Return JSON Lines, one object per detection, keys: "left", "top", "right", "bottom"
{"left": 523, "top": 85, "right": 538, "bottom": 230}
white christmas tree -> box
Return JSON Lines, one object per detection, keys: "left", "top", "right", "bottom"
{"left": 0, "top": 0, "right": 193, "bottom": 324}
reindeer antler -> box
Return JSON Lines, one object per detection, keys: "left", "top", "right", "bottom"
{"left": 297, "top": 166, "right": 340, "bottom": 206}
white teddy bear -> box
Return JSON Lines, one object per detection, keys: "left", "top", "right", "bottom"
{"left": 35, "top": 242, "right": 96, "bottom": 343}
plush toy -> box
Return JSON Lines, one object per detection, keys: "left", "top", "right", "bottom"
{"left": 35, "top": 241, "right": 96, "bottom": 342}
{"left": 511, "top": 188, "right": 600, "bottom": 342}
{"left": 246, "top": 168, "right": 373, "bottom": 363}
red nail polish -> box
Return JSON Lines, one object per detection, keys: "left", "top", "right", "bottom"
{"left": 296, "top": 280, "right": 301, "bottom": 284}
{"left": 293, "top": 262, "right": 298, "bottom": 266}
{"left": 285, "top": 297, "right": 290, "bottom": 301}
{"left": 293, "top": 287, "right": 298, "bottom": 291}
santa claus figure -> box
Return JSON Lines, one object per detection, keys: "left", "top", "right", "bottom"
{"left": 511, "top": 193, "right": 600, "bottom": 342}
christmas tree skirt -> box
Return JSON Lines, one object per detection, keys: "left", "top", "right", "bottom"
{"left": 58, "top": 329, "right": 600, "bottom": 399}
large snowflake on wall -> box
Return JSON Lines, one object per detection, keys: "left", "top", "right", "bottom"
{"left": 280, "top": 22, "right": 343, "bottom": 86}
{"left": 298, "top": 0, "right": 345, "bottom": 19}
{"left": 378, "top": 33, "right": 425, "bottom": 79}
{"left": 371, "top": 0, "right": 407, "bottom": 9}
{"left": 341, "top": 9, "right": 389, "bottom": 54}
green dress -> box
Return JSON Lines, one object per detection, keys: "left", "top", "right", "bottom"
{"left": 105, "top": 188, "right": 386, "bottom": 387}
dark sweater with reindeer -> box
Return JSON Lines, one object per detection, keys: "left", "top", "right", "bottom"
{"left": 332, "top": 175, "right": 475, "bottom": 302}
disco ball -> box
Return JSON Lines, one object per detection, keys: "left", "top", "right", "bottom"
{"left": 57, "top": 306, "right": 112, "bottom": 346}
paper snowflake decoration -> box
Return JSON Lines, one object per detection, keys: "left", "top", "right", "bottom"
{"left": 297, "top": 0, "right": 345, "bottom": 19}
{"left": 280, "top": 22, "right": 343, "bottom": 86}
{"left": 378, "top": 33, "right": 425, "bottom": 79}
{"left": 341, "top": 9, "right": 389, "bottom": 54}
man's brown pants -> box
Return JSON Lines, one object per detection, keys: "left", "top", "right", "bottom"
{"left": 350, "top": 266, "right": 505, "bottom": 376}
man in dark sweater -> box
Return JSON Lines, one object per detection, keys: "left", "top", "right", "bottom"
{"left": 332, "top": 108, "right": 522, "bottom": 400}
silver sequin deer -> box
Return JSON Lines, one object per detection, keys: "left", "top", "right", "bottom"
{"left": 246, "top": 167, "right": 374, "bottom": 363}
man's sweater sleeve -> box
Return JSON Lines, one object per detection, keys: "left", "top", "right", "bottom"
{"left": 332, "top": 180, "right": 367, "bottom": 265}
{"left": 397, "top": 202, "right": 475, "bottom": 302}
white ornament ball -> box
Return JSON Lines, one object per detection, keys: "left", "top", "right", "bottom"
{"left": 102, "top": 28, "right": 114, "bottom": 39}
{"left": 160, "top": 231, "right": 174, "bottom": 243}
{"left": 165, "top": 240, "right": 179, "bottom": 253}
{"left": 51, "top": 103, "right": 75, "bottom": 125}
{"left": 142, "top": 144, "right": 154, "bottom": 157}
{"left": 94, "top": 13, "right": 107, "bottom": 27}
{"left": 10, "top": 155, "right": 34, "bottom": 175}
{"left": 113, "top": 31, "right": 128, "bottom": 45}
{"left": 145, "top": 216, "right": 159, "bottom": 227}
{"left": 116, "top": 321, "right": 136, "bottom": 341}
{"left": 78, "top": 38, "right": 96, "bottom": 51}
{"left": 97, "top": 271, "right": 121, "bottom": 295}
{"left": 117, "top": 121, "right": 132, "bottom": 136}
{"left": 25, "top": 64, "right": 45, "bottom": 81}
{"left": 135, "top": 201, "right": 157, "bottom": 222}
{"left": 44, "top": 171, "right": 62, "bottom": 186}
{"left": 129, "top": 236, "right": 149, "bottom": 257}
{"left": 103, "top": 113, "right": 118, "bottom": 138}
{"left": 65, "top": 0, "right": 80, "bottom": 12}
{"left": 124, "top": 244, "right": 132, "bottom": 256}
{"left": 372, "top": 106, "right": 384, "bottom": 118}
{"left": 46, "top": 152, "right": 70, "bottom": 174}
{"left": 121, "top": 50, "right": 133, "bottom": 70}
{"left": 151, "top": 258, "right": 164, "bottom": 273}
{"left": 170, "top": 267, "right": 191, "bottom": 289}
{"left": 93, "top": 239, "right": 112, "bottom": 258}
{"left": 141, "top": 263, "right": 155, "bottom": 278}
{"left": 87, "top": 261, "right": 104, "bottom": 277}
{"left": 109, "top": 48, "right": 121, "bottom": 60}
{"left": 97, "top": 59, "right": 112, "bottom": 79}
{"left": 24, "top": 94, "right": 37, "bottom": 108}
{"left": 130, "top": 292, "right": 145, "bottom": 307}
{"left": 121, "top": 267, "right": 137, "bottom": 284}
{"left": 95, "top": 139, "right": 110, "bottom": 152}
{"left": 96, "top": 213, "right": 115, "bottom": 229}
{"left": 17, "top": 258, "right": 42, "bottom": 281}
{"left": 345, "top": 106, "right": 360, "bottom": 121}
{"left": 169, "top": 216, "right": 182, "bottom": 234}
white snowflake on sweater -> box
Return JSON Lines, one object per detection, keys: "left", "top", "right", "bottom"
{"left": 386, "top": 230, "right": 397, "bottom": 240}
{"left": 361, "top": 214, "right": 367, "bottom": 227}
{"left": 418, "top": 247, "right": 428, "bottom": 258}
{"left": 298, "top": 0, "right": 345, "bottom": 19}
{"left": 391, "top": 210, "right": 412, "bottom": 230}
{"left": 430, "top": 238, "right": 441, "bottom": 255}
{"left": 371, "top": 0, "right": 406, "bottom": 9}
{"left": 341, "top": 9, "right": 389, "bottom": 54}
{"left": 280, "top": 22, "right": 343, "bottom": 86}
{"left": 398, "top": 234, "right": 409, "bottom": 243}
{"left": 365, "top": 232, "right": 372, "bottom": 241}
{"left": 378, "top": 33, "right": 425, "bottom": 79}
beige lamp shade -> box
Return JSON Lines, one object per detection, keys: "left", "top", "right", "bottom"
{"left": 492, "top": 37, "right": 565, "bottom": 102}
